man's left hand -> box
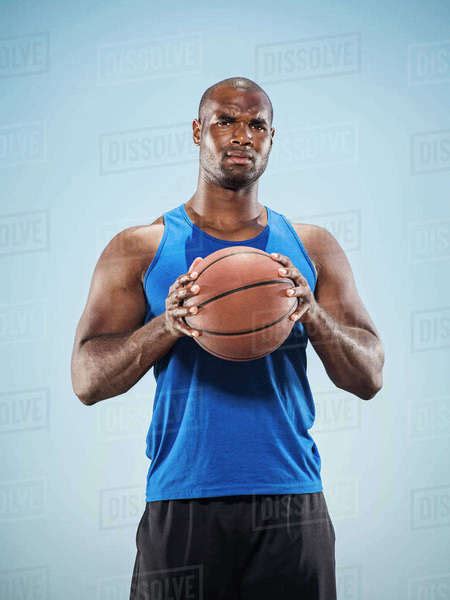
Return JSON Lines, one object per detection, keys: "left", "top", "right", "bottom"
{"left": 270, "top": 252, "right": 318, "bottom": 322}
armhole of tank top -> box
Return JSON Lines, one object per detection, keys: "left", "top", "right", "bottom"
{"left": 142, "top": 215, "right": 168, "bottom": 289}
{"left": 280, "top": 214, "right": 318, "bottom": 287}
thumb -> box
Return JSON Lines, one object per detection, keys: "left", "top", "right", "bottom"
{"left": 188, "top": 256, "right": 203, "bottom": 272}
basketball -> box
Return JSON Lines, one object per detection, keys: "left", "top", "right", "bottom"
{"left": 182, "top": 246, "right": 298, "bottom": 361}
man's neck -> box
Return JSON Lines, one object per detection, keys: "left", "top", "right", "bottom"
{"left": 187, "top": 180, "right": 264, "bottom": 229}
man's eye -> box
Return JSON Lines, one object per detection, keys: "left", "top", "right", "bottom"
{"left": 217, "top": 119, "right": 265, "bottom": 130}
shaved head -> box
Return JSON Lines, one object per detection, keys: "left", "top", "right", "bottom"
{"left": 192, "top": 76, "right": 275, "bottom": 190}
{"left": 198, "top": 77, "right": 273, "bottom": 124}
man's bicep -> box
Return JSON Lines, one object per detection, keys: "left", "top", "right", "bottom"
{"left": 313, "top": 228, "right": 379, "bottom": 336}
{"left": 75, "top": 230, "right": 148, "bottom": 346}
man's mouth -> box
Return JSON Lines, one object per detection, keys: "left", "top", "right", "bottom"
{"left": 226, "top": 156, "right": 252, "bottom": 165}
{"left": 225, "top": 151, "right": 253, "bottom": 165}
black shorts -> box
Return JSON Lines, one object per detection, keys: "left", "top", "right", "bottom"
{"left": 130, "top": 491, "right": 336, "bottom": 600}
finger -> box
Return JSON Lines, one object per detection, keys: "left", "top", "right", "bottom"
{"left": 172, "top": 282, "right": 200, "bottom": 302}
{"left": 279, "top": 267, "right": 308, "bottom": 285}
{"left": 184, "top": 283, "right": 200, "bottom": 297}
{"left": 166, "top": 311, "right": 201, "bottom": 337}
{"left": 176, "top": 323, "right": 200, "bottom": 337}
{"left": 189, "top": 256, "right": 203, "bottom": 270}
{"left": 168, "top": 274, "right": 188, "bottom": 293}
{"left": 174, "top": 287, "right": 188, "bottom": 300}
{"left": 270, "top": 252, "right": 289, "bottom": 264}
{"left": 285, "top": 285, "right": 306, "bottom": 297}
{"left": 167, "top": 292, "right": 183, "bottom": 308}
{"left": 178, "top": 273, "right": 195, "bottom": 286}
{"left": 168, "top": 280, "right": 180, "bottom": 294}
{"left": 177, "top": 318, "right": 201, "bottom": 337}
{"left": 278, "top": 266, "right": 298, "bottom": 278}
{"left": 171, "top": 306, "right": 198, "bottom": 317}
{"left": 278, "top": 266, "right": 294, "bottom": 277}
{"left": 289, "top": 303, "right": 310, "bottom": 321}
{"left": 173, "top": 286, "right": 200, "bottom": 306}
{"left": 169, "top": 268, "right": 199, "bottom": 293}
{"left": 188, "top": 257, "right": 203, "bottom": 274}
{"left": 167, "top": 293, "right": 179, "bottom": 308}
{"left": 169, "top": 284, "right": 201, "bottom": 308}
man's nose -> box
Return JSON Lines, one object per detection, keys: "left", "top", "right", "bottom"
{"left": 230, "top": 122, "right": 253, "bottom": 145}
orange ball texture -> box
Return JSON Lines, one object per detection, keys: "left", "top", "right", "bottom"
{"left": 182, "top": 246, "right": 298, "bottom": 361}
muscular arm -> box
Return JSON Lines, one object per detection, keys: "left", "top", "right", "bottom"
{"left": 71, "top": 224, "right": 177, "bottom": 406}
{"left": 297, "top": 225, "right": 385, "bottom": 400}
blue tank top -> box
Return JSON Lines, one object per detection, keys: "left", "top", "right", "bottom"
{"left": 142, "top": 203, "right": 322, "bottom": 502}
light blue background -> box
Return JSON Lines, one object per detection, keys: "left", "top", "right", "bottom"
{"left": 1, "top": 1, "right": 449, "bottom": 598}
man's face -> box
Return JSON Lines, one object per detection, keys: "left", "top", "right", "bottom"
{"left": 193, "top": 86, "right": 275, "bottom": 190}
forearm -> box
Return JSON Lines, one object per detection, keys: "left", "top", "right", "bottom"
{"left": 304, "top": 305, "right": 384, "bottom": 400}
{"left": 71, "top": 314, "right": 178, "bottom": 405}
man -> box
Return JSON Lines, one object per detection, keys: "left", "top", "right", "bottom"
{"left": 71, "top": 77, "right": 384, "bottom": 599}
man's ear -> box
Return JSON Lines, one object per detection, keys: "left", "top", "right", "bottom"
{"left": 269, "top": 127, "right": 275, "bottom": 150}
{"left": 193, "top": 119, "right": 201, "bottom": 145}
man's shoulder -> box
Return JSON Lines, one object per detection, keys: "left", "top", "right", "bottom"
{"left": 292, "top": 222, "right": 334, "bottom": 246}
{"left": 125, "top": 215, "right": 165, "bottom": 247}
{"left": 109, "top": 216, "right": 164, "bottom": 254}
{"left": 100, "top": 216, "right": 165, "bottom": 285}
{"left": 291, "top": 222, "right": 338, "bottom": 277}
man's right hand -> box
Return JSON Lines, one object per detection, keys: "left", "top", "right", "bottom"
{"left": 164, "top": 257, "right": 203, "bottom": 339}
